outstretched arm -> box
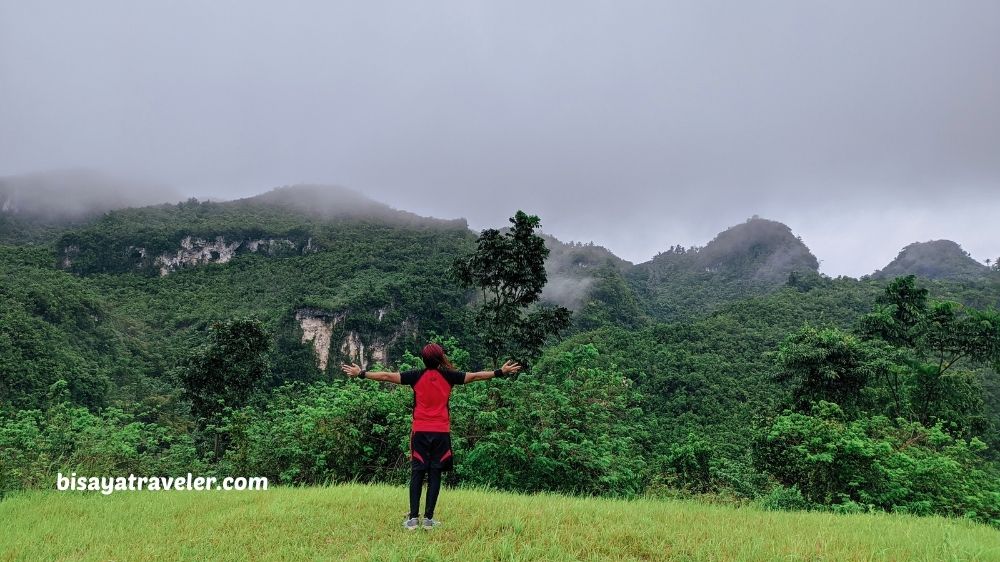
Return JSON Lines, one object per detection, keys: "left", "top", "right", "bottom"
{"left": 341, "top": 363, "right": 402, "bottom": 385}
{"left": 464, "top": 360, "right": 522, "bottom": 383}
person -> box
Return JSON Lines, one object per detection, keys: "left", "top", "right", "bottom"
{"left": 341, "top": 343, "right": 521, "bottom": 530}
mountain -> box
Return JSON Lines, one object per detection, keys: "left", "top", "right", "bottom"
{"left": 5, "top": 179, "right": 1000, "bottom": 528}
{"left": 0, "top": 169, "right": 183, "bottom": 245}
{"left": 695, "top": 217, "right": 819, "bottom": 282}
{"left": 241, "top": 184, "right": 468, "bottom": 227}
{"left": 539, "top": 234, "right": 631, "bottom": 310}
{"left": 54, "top": 184, "right": 468, "bottom": 276}
{"left": 872, "top": 240, "right": 990, "bottom": 281}
{"left": 628, "top": 217, "right": 821, "bottom": 320}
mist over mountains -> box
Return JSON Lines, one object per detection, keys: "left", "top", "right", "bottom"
{"left": 0, "top": 173, "right": 995, "bottom": 291}
{"left": 0, "top": 169, "right": 181, "bottom": 219}
{"left": 873, "top": 240, "right": 991, "bottom": 282}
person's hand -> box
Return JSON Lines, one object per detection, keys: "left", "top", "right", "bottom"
{"left": 500, "top": 360, "right": 522, "bottom": 376}
{"left": 341, "top": 363, "right": 362, "bottom": 378}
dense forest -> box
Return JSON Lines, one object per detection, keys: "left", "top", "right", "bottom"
{"left": 2, "top": 182, "right": 999, "bottom": 528}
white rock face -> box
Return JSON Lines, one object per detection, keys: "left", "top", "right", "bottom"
{"left": 296, "top": 307, "right": 412, "bottom": 371}
{"left": 341, "top": 331, "right": 367, "bottom": 369}
{"left": 61, "top": 245, "right": 79, "bottom": 268}
{"left": 153, "top": 236, "right": 298, "bottom": 276}
{"left": 154, "top": 236, "right": 241, "bottom": 276}
{"left": 295, "top": 309, "right": 346, "bottom": 371}
{"left": 370, "top": 340, "right": 389, "bottom": 365}
{"left": 246, "top": 238, "right": 295, "bottom": 253}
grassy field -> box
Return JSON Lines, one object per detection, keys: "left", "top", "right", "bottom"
{"left": 1, "top": 484, "right": 998, "bottom": 561}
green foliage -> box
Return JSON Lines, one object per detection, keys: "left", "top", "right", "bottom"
{"left": 573, "top": 266, "right": 648, "bottom": 332}
{"left": 0, "top": 246, "right": 150, "bottom": 410}
{"left": 452, "top": 211, "right": 571, "bottom": 367}
{"left": 221, "top": 379, "right": 413, "bottom": 485}
{"left": 179, "top": 317, "right": 272, "bottom": 424}
{"left": 860, "top": 275, "right": 1000, "bottom": 429}
{"left": 653, "top": 432, "right": 715, "bottom": 494}
{"left": 758, "top": 485, "right": 811, "bottom": 512}
{"left": 454, "top": 344, "right": 646, "bottom": 496}
{"left": 755, "top": 401, "right": 1000, "bottom": 526}
{"left": 4, "top": 195, "right": 1000, "bottom": 533}
{"left": 775, "top": 327, "right": 889, "bottom": 417}
{"left": 0, "top": 393, "right": 203, "bottom": 496}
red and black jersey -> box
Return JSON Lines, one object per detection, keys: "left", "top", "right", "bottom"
{"left": 400, "top": 368, "right": 466, "bottom": 432}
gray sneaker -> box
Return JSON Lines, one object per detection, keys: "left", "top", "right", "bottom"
{"left": 422, "top": 518, "right": 440, "bottom": 530}
{"left": 403, "top": 517, "right": 420, "bottom": 531}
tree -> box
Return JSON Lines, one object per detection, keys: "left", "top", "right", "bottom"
{"left": 179, "top": 317, "right": 271, "bottom": 457}
{"left": 860, "top": 276, "right": 1000, "bottom": 427}
{"left": 754, "top": 401, "right": 1000, "bottom": 525}
{"left": 452, "top": 211, "right": 571, "bottom": 368}
{"left": 775, "top": 327, "right": 891, "bottom": 418}
{"left": 455, "top": 344, "right": 646, "bottom": 496}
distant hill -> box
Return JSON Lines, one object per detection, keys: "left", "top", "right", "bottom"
{"left": 0, "top": 169, "right": 182, "bottom": 219}
{"left": 628, "top": 217, "right": 821, "bottom": 320}
{"left": 696, "top": 217, "right": 820, "bottom": 283}
{"left": 872, "top": 240, "right": 990, "bottom": 281}
{"left": 241, "top": 184, "right": 466, "bottom": 228}
{"left": 0, "top": 169, "right": 182, "bottom": 245}
{"left": 540, "top": 234, "right": 631, "bottom": 310}
{"left": 53, "top": 184, "right": 468, "bottom": 276}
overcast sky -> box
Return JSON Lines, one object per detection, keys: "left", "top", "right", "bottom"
{"left": 2, "top": 1, "right": 998, "bottom": 276}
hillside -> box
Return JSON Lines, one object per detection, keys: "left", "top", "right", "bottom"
{"left": 627, "top": 217, "right": 821, "bottom": 321}
{"left": 54, "top": 184, "right": 467, "bottom": 276}
{"left": 873, "top": 239, "right": 991, "bottom": 281}
{"left": 2, "top": 485, "right": 998, "bottom": 561}
{"left": 3, "top": 182, "right": 1000, "bottom": 532}
{"left": 540, "top": 234, "right": 632, "bottom": 310}
{"left": 0, "top": 169, "right": 182, "bottom": 245}
{"left": 1, "top": 186, "right": 480, "bottom": 409}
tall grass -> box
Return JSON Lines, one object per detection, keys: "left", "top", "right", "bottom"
{"left": 2, "top": 483, "right": 998, "bottom": 561}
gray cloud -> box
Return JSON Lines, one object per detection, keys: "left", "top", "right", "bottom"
{"left": 2, "top": 1, "right": 998, "bottom": 276}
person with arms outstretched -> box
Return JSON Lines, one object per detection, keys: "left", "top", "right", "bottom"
{"left": 341, "top": 342, "right": 521, "bottom": 530}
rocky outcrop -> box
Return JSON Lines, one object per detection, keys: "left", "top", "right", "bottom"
{"left": 294, "top": 304, "right": 415, "bottom": 371}
{"left": 339, "top": 330, "right": 396, "bottom": 368}
{"left": 61, "top": 245, "right": 79, "bottom": 269}
{"left": 340, "top": 331, "right": 367, "bottom": 368}
{"left": 295, "top": 308, "right": 347, "bottom": 371}
{"left": 154, "top": 236, "right": 242, "bottom": 276}
{"left": 149, "top": 236, "right": 301, "bottom": 276}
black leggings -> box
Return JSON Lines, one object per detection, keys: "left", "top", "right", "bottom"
{"left": 408, "top": 468, "right": 442, "bottom": 519}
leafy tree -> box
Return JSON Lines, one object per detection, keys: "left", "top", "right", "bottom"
{"left": 454, "top": 344, "right": 647, "bottom": 496}
{"left": 221, "top": 379, "right": 412, "bottom": 485}
{"left": 860, "top": 275, "right": 1000, "bottom": 427}
{"left": 775, "top": 327, "right": 892, "bottom": 418}
{"left": 179, "top": 317, "right": 271, "bottom": 457}
{"left": 754, "top": 401, "right": 1000, "bottom": 526}
{"left": 452, "top": 211, "right": 571, "bottom": 368}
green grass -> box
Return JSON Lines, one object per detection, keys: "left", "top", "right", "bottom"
{"left": 2, "top": 484, "right": 998, "bottom": 561}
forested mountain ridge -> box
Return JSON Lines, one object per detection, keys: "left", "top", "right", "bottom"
{"left": 3, "top": 180, "right": 1000, "bottom": 527}
{"left": 625, "top": 217, "right": 824, "bottom": 321}
{"left": 872, "top": 239, "right": 991, "bottom": 281}
{"left": 0, "top": 170, "right": 181, "bottom": 246}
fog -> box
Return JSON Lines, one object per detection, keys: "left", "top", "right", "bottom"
{"left": 2, "top": 1, "right": 998, "bottom": 276}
